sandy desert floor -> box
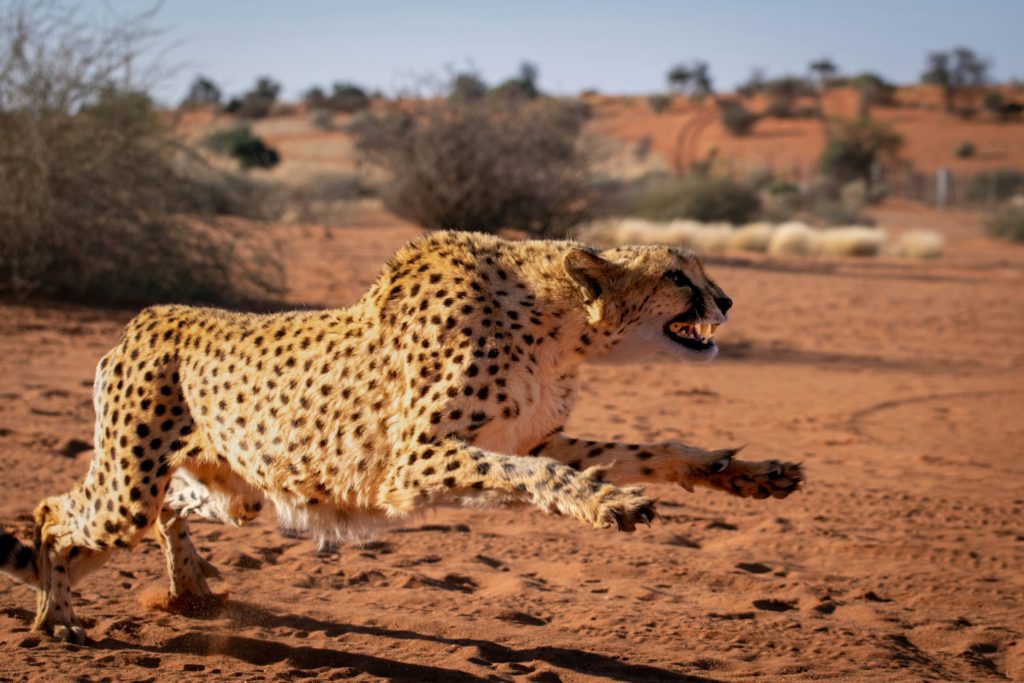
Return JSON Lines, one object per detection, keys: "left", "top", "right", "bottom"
{"left": 1, "top": 203, "right": 1022, "bottom": 682}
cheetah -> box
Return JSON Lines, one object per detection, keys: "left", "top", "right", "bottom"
{"left": 0, "top": 230, "right": 802, "bottom": 642}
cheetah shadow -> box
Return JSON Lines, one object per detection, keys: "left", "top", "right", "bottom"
{"left": 94, "top": 600, "right": 721, "bottom": 682}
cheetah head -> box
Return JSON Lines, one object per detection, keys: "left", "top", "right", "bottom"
{"left": 564, "top": 244, "right": 732, "bottom": 362}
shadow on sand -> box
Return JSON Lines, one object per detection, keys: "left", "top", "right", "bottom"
{"left": 93, "top": 599, "right": 723, "bottom": 682}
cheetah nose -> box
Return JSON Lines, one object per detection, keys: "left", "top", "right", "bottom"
{"left": 715, "top": 296, "right": 732, "bottom": 314}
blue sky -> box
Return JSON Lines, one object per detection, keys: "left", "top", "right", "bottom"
{"left": 98, "top": 0, "right": 1024, "bottom": 103}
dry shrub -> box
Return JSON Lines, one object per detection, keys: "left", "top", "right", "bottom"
{"left": 349, "top": 97, "right": 593, "bottom": 236}
{"left": 0, "top": 2, "right": 282, "bottom": 304}
{"left": 820, "top": 118, "right": 903, "bottom": 186}
{"left": 985, "top": 204, "right": 1024, "bottom": 242}
{"left": 627, "top": 175, "right": 761, "bottom": 225}
{"left": 719, "top": 99, "right": 759, "bottom": 136}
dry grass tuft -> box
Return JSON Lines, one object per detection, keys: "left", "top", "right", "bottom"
{"left": 890, "top": 230, "right": 945, "bottom": 259}
{"left": 578, "top": 218, "right": 916, "bottom": 260}
{"left": 727, "top": 223, "right": 775, "bottom": 253}
{"left": 767, "top": 222, "right": 820, "bottom": 256}
{"left": 818, "top": 226, "right": 886, "bottom": 257}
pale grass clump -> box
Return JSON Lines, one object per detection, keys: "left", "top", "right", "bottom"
{"left": 767, "top": 222, "right": 820, "bottom": 256}
{"left": 890, "top": 230, "right": 944, "bottom": 259}
{"left": 817, "top": 226, "right": 886, "bottom": 257}
{"left": 575, "top": 218, "right": 941, "bottom": 261}
{"left": 680, "top": 222, "right": 728, "bottom": 253}
{"left": 727, "top": 223, "right": 775, "bottom": 253}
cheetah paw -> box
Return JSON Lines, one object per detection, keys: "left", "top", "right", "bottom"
{"left": 595, "top": 487, "right": 657, "bottom": 532}
{"left": 705, "top": 449, "right": 804, "bottom": 499}
{"left": 51, "top": 622, "right": 87, "bottom": 645}
{"left": 33, "top": 615, "right": 87, "bottom": 645}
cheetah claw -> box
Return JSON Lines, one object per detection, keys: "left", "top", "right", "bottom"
{"left": 706, "top": 456, "right": 804, "bottom": 500}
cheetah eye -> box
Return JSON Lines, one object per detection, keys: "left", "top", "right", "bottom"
{"left": 665, "top": 270, "right": 693, "bottom": 289}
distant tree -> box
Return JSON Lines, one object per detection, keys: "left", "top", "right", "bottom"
{"left": 327, "top": 82, "right": 370, "bottom": 112}
{"left": 181, "top": 75, "right": 221, "bottom": 108}
{"left": 737, "top": 68, "right": 766, "bottom": 98}
{"left": 224, "top": 76, "right": 281, "bottom": 118}
{"left": 449, "top": 72, "right": 487, "bottom": 102}
{"left": 304, "top": 86, "right": 328, "bottom": 109}
{"left": 761, "top": 76, "right": 814, "bottom": 118}
{"left": 953, "top": 47, "right": 988, "bottom": 88}
{"left": 850, "top": 72, "right": 896, "bottom": 117}
{"left": 922, "top": 48, "right": 988, "bottom": 113}
{"left": 809, "top": 58, "right": 838, "bottom": 88}
{"left": 808, "top": 57, "right": 838, "bottom": 128}
{"left": 667, "top": 60, "right": 714, "bottom": 101}
{"left": 492, "top": 62, "right": 541, "bottom": 101}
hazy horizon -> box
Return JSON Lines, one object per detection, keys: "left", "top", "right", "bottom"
{"left": 94, "top": 0, "right": 1024, "bottom": 104}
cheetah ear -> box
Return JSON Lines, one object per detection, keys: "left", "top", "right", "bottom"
{"left": 563, "top": 249, "right": 613, "bottom": 326}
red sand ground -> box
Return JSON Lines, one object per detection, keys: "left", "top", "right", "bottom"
{"left": 1, "top": 203, "right": 1022, "bottom": 681}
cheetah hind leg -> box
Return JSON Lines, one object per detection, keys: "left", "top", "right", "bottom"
{"left": 145, "top": 508, "right": 227, "bottom": 617}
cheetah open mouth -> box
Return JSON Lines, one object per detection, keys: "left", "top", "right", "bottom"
{"left": 664, "top": 315, "right": 718, "bottom": 352}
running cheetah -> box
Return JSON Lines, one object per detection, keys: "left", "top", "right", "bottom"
{"left": 0, "top": 231, "right": 802, "bottom": 642}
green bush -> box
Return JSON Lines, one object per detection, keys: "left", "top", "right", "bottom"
{"left": 955, "top": 141, "right": 976, "bottom": 158}
{"left": 628, "top": 175, "right": 761, "bottom": 224}
{"left": 0, "top": 3, "right": 282, "bottom": 304}
{"left": 765, "top": 96, "right": 795, "bottom": 118}
{"left": 719, "top": 100, "right": 758, "bottom": 135}
{"left": 982, "top": 91, "right": 1023, "bottom": 121}
{"left": 820, "top": 118, "right": 903, "bottom": 185}
{"left": 350, "top": 97, "right": 593, "bottom": 236}
{"left": 204, "top": 126, "right": 281, "bottom": 169}
{"left": 986, "top": 204, "right": 1024, "bottom": 242}
{"left": 758, "top": 179, "right": 801, "bottom": 221}
{"left": 647, "top": 94, "right": 671, "bottom": 114}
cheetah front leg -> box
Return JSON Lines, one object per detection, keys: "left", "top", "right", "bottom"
{"left": 32, "top": 542, "right": 86, "bottom": 644}
{"left": 383, "top": 438, "right": 656, "bottom": 531}
{"left": 528, "top": 434, "right": 803, "bottom": 499}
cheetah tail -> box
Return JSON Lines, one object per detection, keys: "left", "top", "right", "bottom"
{"left": 0, "top": 530, "right": 39, "bottom": 588}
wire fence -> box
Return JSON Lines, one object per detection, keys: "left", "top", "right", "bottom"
{"left": 710, "top": 157, "right": 1024, "bottom": 211}
{"left": 878, "top": 166, "right": 1024, "bottom": 210}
